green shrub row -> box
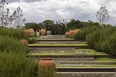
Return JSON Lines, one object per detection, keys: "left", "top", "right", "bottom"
{"left": 74, "top": 25, "right": 102, "bottom": 40}
{"left": 86, "top": 26, "right": 116, "bottom": 55}
{"left": 0, "top": 28, "right": 28, "bottom": 40}
{"left": 0, "top": 51, "right": 38, "bottom": 77}
{"left": 0, "top": 35, "right": 28, "bottom": 54}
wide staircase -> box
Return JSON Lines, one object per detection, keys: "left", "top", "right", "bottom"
{"left": 28, "top": 35, "right": 116, "bottom": 77}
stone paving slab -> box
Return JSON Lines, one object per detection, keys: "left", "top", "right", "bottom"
{"left": 55, "top": 72, "right": 116, "bottom": 77}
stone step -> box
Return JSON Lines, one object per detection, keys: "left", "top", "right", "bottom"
{"left": 55, "top": 72, "right": 116, "bottom": 77}
{"left": 28, "top": 48, "right": 88, "bottom": 53}
{"left": 55, "top": 61, "right": 116, "bottom": 65}
{"left": 28, "top": 48, "right": 75, "bottom": 50}
{"left": 37, "top": 57, "right": 94, "bottom": 61}
{"left": 28, "top": 50, "right": 88, "bottom": 53}
{"left": 36, "top": 41, "right": 79, "bottom": 44}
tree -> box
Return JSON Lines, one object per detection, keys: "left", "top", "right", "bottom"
{"left": 96, "top": 6, "right": 109, "bottom": 26}
{"left": 0, "top": 0, "right": 10, "bottom": 27}
{"left": 11, "top": 7, "right": 26, "bottom": 29}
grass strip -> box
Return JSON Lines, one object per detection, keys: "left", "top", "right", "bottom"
{"left": 94, "top": 57, "right": 116, "bottom": 61}
{"left": 28, "top": 44, "right": 88, "bottom": 46}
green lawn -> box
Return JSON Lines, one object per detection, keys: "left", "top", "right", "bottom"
{"left": 28, "top": 44, "right": 88, "bottom": 46}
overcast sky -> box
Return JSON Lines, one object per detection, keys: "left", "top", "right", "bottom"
{"left": 5, "top": 0, "right": 116, "bottom": 25}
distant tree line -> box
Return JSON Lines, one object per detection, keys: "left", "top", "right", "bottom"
{"left": 23, "top": 19, "right": 106, "bottom": 35}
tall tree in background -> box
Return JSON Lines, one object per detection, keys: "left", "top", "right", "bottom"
{"left": 96, "top": 6, "right": 109, "bottom": 26}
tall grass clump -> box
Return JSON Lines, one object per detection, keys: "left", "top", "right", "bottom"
{"left": 0, "top": 27, "right": 28, "bottom": 40}
{"left": 0, "top": 51, "right": 38, "bottom": 77}
{"left": 74, "top": 25, "right": 102, "bottom": 40}
{"left": 0, "top": 35, "right": 28, "bottom": 54}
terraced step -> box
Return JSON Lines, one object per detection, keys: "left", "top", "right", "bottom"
{"left": 55, "top": 67, "right": 116, "bottom": 77}
{"left": 55, "top": 61, "right": 116, "bottom": 66}
{"left": 38, "top": 57, "right": 94, "bottom": 61}
{"left": 55, "top": 72, "right": 116, "bottom": 77}
{"left": 28, "top": 48, "right": 88, "bottom": 53}
{"left": 36, "top": 41, "right": 79, "bottom": 44}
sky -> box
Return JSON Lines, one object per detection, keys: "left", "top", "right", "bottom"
{"left": 5, "top": 0, "right": 116, "bottom": 25}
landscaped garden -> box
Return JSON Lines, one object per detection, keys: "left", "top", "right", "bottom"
{"left": 1, "top": 21, "right": 116, "bottom": 77}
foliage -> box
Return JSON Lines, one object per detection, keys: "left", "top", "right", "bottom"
{"left": 101, "top": 33, "right": 116, "bottom": 55}
{"left": 69, "top": 34, "right": 75, "bottom": 38}
{"left": 0, "top": 0, "right": 26, "bottom": 28}
{"left": 24, "top": 22, "right": 45, "bottom": 32}
{"left": 0, "top": 27, "right": 28, "bottom": 40}
{"left": 0, "top": 35, "right": 28, "bottom": 54}
{"left": 33, "top": 32, "right": 37, "bottom": 37}
{"left": 11, "top": 7, "right": 26, "bottom": 28}
{"left": 0, "top": 51, "right": 38, "bottom": 77}
{"left": 27, "top": 38, "right": 37, "bottom": 44}
{"left": 96, "top": 6, "right": 109, "bottom": 26}
{"left": 86, "top": 26, "right": 116, "bottom": 55}
{"left": 74, "top": 25, "right": 102, "bottom": 40}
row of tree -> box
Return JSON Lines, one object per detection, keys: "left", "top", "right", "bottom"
{"left": 23, "top": 19, "right": 106, "bottom": 35}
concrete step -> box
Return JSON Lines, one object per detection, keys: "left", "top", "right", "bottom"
{"left": 55, "top": 61, "right": 116, "bottom": 65}
{"left": 55, "top": 72, "right": 116, "bottom": 77}
{"left": 28, "top": 48, "right": 88, "bottom": 53}
{"left": 28, "top": 50, "right": 88, "bottom": 53}
{"left": 36, "top": 41, "right": 79, "bottom": 44}
{"left": 37, "top": 57, "right": 94, "bottom": 61}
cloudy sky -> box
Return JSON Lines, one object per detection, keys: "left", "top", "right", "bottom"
{"left": 5, "top": 0, "right": 116, "bottom": 25}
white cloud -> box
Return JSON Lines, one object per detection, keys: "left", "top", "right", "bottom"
{"left": 5, "top": 0, "right": 116, "bottom": 25}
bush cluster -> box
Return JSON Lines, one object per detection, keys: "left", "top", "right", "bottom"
{"left": 74, "top": 25, "right": 102, "bottom": 40}
{"left": 0, "top": 35, "right": 28, "bottom": 54}
{"left": 0, "top": 28, "right": 28, "bottom": 40}
{"left": 0, "top": 51, "right": 38, "bottom": 77}
{"left": 86, "top": 26, "right": 116, "bottom": 55}
{"left": 27, "top": 38, "right": 37, "bottom": 44}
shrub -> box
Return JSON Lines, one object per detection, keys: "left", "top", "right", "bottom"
{"left": 69, "top": 34, "right": 75, "bottom": 38}
{"left": 86, "top": 26, "right": 116, "bottom": 51}
{"left": 0, "top": 35, "right": 28, "bottom": 54}
{"left": 74, "top": 25, "right": 102, "bottom": 40}
{"left": 0, "top": 28, "right": 28, "bottom": 40}
{"left": 27, "top": 38, "right": 37, "bottom": 44}
{"left": 33, "top": 32, "right": 37, "bottom": 37}
{"left": 0, "top": 51, "right": 38, "bottom": 77}
{"left": 101, "top": 32, "right": 116, "bottom": 55}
